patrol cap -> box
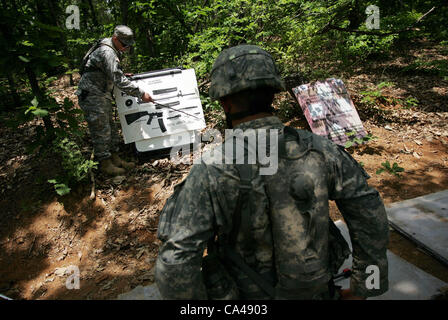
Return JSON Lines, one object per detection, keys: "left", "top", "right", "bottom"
{"left": 209, "top": 44, "right": 285, "bottom": 100}
{"left": 114, "top": 25, "right": 135, "bottom": 47}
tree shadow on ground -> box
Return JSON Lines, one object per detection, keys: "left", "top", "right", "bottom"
{"left": 0, "top": 149, "right": 170, "bottom": 300}
{"left": 346, "top": 41, "right": 448, "bottom": 114}
{"left": 32, "top": 213, "right": 160, "bottom": 300}
{"left": 354, "top": 143, "right": 387, "bottom": 156}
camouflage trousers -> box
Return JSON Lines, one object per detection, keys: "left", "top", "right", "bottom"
{"left": 78, "top": 92, "right": 121, "bottom": 161}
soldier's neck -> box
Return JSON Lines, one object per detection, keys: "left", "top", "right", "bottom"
{"left": 231, "top": 112, "right": 272, "bottom": 127}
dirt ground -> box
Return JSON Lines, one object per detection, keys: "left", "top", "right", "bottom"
{"left": 0, "top": 39, "right": 447, "bottom": 300}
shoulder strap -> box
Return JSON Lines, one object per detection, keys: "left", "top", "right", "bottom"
{"left": 219, "top": 128, "right": 338, "bottom": 299}
{"left": 223, "top": 247, "right": 276, "bottom": 298}
{"left": 99, "top": 42, "right": 120, "bottom": 56}
{"left": 223, "top": 164, "right": 276, "bottom": 299}
{"left": 279, "top": 126, "right": 324, "bottom": 160}
{"left": 278, "top": 126, "right": 303, "bottom": 158}
{"left": 228, "top": 164, "right": 252, "bottom": 247}
{"left": 80, "top": 39, "right": 119, "bottom": 74}
{"left": 80, "top": 39, "right": 102, "bottom": 74}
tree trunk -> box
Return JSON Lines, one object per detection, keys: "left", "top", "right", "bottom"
{"left": 87, "top": 0, "right": 98, "bottom": 26}
{"left": 120, "top": 0, "right": 129, "bottom": 25}
{"left": 161, "top": 1, "right": 193, "bottom": 35}
{"left": 80, "top": 0, "right": 89, "bottom": 29}
{"left": 6, "top": 73, "right": 21, "bottom": 109}
{"left": 348, "top": 0, "right": 361, "bottom": 29}
{"left": 25, "top": 66, "right": 54, "bottom": 134}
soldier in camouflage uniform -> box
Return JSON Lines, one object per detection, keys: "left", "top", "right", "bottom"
{"left": 155, "top": 45, "right": 389, "bottom": 300}
{"left": 76, "top": 25, "right": 153, "bottom": 176}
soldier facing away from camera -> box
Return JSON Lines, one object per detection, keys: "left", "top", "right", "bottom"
{"left": 76, "top": 25, "right": 153, "bottom": 176}
{"left": 154, "top": 44, "right": 389, "bottom": 300}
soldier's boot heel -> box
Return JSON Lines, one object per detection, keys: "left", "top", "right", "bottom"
{"left": 100, "top": 158, "right": 126, "bottom": 176}
{"left": 112, "top": 153, "right": 136, "bottom": 170}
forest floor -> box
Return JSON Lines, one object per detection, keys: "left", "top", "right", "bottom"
{"left": 0, "top": 39, "right": 447, "bottom": 300}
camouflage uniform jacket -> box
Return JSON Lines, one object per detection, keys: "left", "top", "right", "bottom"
{"left": 76, "top": 38, "right": 144, "bottom": 100}
{"left": 155, "top": 116, "right": 389, "bottom": 299}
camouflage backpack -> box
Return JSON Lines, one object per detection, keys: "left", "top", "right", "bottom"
{"left": 79, "top": 39, "right": 118, "bottom": 75}
{"left": 206, "top": 126, "right": 351, "bottom": 299}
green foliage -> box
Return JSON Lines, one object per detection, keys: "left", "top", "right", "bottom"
{"left": 360, "top": 81, "right": 394, "bottom": 105}
{"left": 49, "top": 137, "right": 98, "bottom": 196}
{"left": 344, "top": 131, "right": 377, "bottom": 148}
{"left": 2, "top": 0, "right": 445, "bottom": 110}
{"left": 53, "top": 138, "right": 98, "bottom": 183}
{"left": 404, "top": 97, "right": 419, "bottom": 109}
{"left": 201, "top": 94, "right": 221, "bottom": 112}
{"left": 25, "top": 97, "right": 49, "bottom": 117}
{"left": 15, "top": 95, "right": 86, "bottom": 154}
{"left": 276, "top": 99, "right": 303, "bottom": 120}
{"left": 343, "top": 34, "right": 397, "bottom": 60}
{"left": 47, "top": 179, "right": 71, "bottom": 196}
{"left": 13, "top": 94, "right": 91, "bottom": 197}
{"left": 359, "top": 81, "right": 422, "bottom": 112}
{"left": 402, "top": 59, "right": 448, "bottom": 79}
{"left": 54, "top": 98, "right": 85, "bottom": 138}
{"left": 358, "top": 81, "right": 399, "bottom": 116}
{"left": 376, "top": 160, "right": 404, "bottom": 176}
{"left": 0, "top": 0, "right": 445, "bottom": 196}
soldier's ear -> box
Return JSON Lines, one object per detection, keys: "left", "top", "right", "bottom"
{"left": 112, "top": 36, "right": 120, "bottom": 48}
{"left": 219, "top": 98, "right": 231, "bottom": 113}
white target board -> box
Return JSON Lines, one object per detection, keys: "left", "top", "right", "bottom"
{"left": 114, "top": 68, "right": 206, "bottom": 152}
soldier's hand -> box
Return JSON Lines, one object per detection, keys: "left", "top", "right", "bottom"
{"left": 338, "top": 288, "right": 366, "bottom": 300}
{"left": 125, "top": 73, "right": 134, "bottom": 77}
{"left": 141, "top": 92, "right": 154, "bottom": 103}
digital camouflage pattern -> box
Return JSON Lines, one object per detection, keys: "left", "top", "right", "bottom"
{"left": 155, "top": 116, "right": 389, "bottom": 300}
{"left": 208, "top": 45, "right": 285, "bottom": 100}
{"left": 78, "top": 94, "right": 121, "bottom": 160}
{"left": 76, "top": 37, "right": 144, "bottom": 160}
{"left": 77, "top": 38, "right": 144, "bottom": 99}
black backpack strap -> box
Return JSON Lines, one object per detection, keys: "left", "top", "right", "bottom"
{"left": 80, "top": 39, "right": 119, "bottom": 75}
{"left": 228, "top": 164, "right": 253, "bottom": 247}
{"left": 278, "top": 128, "right": 286, "bottom": 158}
{"left": 279, "top": 126, "right": 318, "bottom": 160}
{"left": 100, "top": 42, "right": 120, "bottom": 56}
{"left": 223, "top": 247, "right": 276, "bottom": 298}
{"left": 278, "top": 126, "right": 303, "bottom": 158}
{"left": 80, "top": 39, "right": 102, "bottom": 75}
{"left": 224, "top": 164, "right": 276, "bottom": 299}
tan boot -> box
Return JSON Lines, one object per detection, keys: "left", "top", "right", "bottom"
{"left": 100, "top": 158, "right": 126, "bottom": 176}
{"left": 112, "top": 153, "right": 136, "bottom": 170}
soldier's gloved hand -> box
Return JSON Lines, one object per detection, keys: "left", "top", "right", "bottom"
{"left": 141, "top": 92, "right": 154, "bottom": 103}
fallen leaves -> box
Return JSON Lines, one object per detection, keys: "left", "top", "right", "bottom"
{"left": 54, "top": 267, "right": 69, "bottom": 277}
{"left": 57, "top": 248, "right": 68, "bottom": 261}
